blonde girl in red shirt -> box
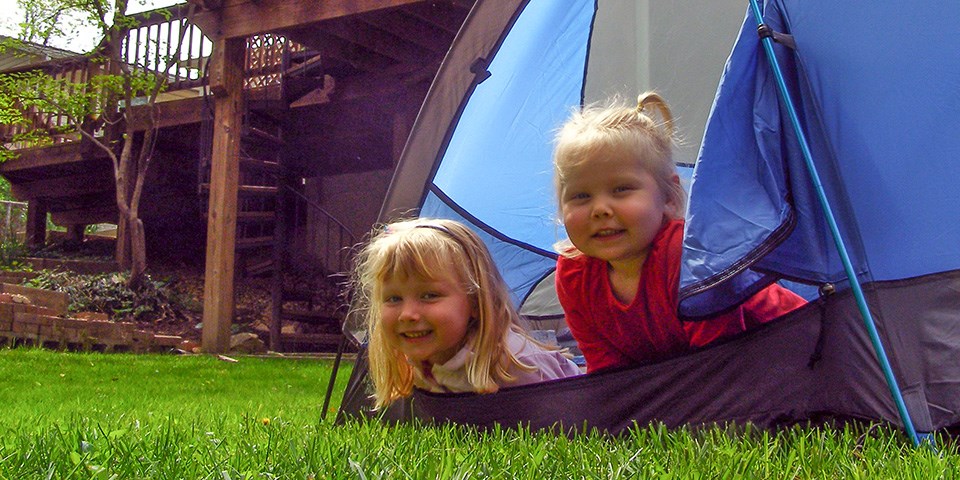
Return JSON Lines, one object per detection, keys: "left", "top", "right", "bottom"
{"left": 553, "top": 93, "right": 805, "bottom": 372}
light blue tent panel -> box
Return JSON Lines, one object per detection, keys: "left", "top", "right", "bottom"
{"left": 420, "top": 0, "right": 594, "bottom": 300}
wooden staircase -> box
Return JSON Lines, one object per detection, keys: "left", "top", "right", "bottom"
{"left": 235, "top": 111, "right": 285, "bottom": 275}
{"left": 200, "top": 109, "right": 283, "bottom": 275}
{"left": 199, "top": 47, "right": 351, "bottom": 352}
{"left": 270, "top": 268, "right": 346, "bottom": 352}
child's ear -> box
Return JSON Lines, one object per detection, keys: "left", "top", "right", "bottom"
{"left": 665, "top": 173, "right": 683, "bottom": 218}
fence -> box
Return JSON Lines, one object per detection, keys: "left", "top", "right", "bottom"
{"left": 0, "top": 200, "right": 28, "bottom": 244}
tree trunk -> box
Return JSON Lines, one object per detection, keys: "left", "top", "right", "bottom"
{"left": 116, "top": 212, "right": 131, "bottom": 267}
{"left": 128, "top": 215, "right": 147, "bottom": 288}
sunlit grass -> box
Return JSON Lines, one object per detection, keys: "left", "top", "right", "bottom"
{"left": 0, "top": 347, "right": 346, "bottom": 424}
{"left": 0, "top": 347, "right": 957, "bottom": 478}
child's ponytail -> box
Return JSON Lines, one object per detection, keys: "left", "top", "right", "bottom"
{"left": 636, "top": 91, "right": 675, "bottom": 138}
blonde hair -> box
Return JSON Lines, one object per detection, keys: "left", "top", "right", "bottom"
{"left": 350, "top": 217, "right": 538, "bottom": 408}
{"left": 552, "top": 92, "right": 687, "bottom": 256}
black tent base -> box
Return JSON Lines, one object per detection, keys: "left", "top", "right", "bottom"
{"left": 337, "top": 271, "right": 960, "bottom": 434}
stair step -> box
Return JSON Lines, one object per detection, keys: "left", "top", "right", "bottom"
{"left": 236, "top": 236, "right": 274, "bottom": 250}
{"left": 199, "top": 184, "right": 279, "bottom": 196}
{"left": 281, "top": 308, "right": 340, "bottom": 325}
{"left": 244, "top": 125, "right": 284, "bottom": 146}
{"left": 239, "top": 185, "right": 278, "bottom": 196}
{"left": 237, "top": 211, "right": 276, "bottom": 223}
{"left": 284, "top": 53, "right": 324, "bottom": 76}
{"left": 239, "top": 157, "right": 281, "bottom": 173}
{"left": 244, "top": 258, "right": 274, "bottom": 276}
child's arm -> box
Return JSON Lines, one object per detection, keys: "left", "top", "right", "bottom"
{"left": 683, "top": 283, "right": 807, "bottom": 348}
{"left": 564, "top": 310, "right": 629, "bottom": 372}
{"left": 507, "top": 333, "right": 582, "bottom": 383}
{"left": 556, "top": 274, "right": 629, "bottom": 372}
{"left": 556, "top": 255, "right": 640, "bottom": 372}
{"left": 741, "top": 283, "right": 807, "bottom": 328}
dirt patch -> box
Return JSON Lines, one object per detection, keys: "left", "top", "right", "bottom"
{"left": 141, "top": 263, "right": 274, "bottom": 343}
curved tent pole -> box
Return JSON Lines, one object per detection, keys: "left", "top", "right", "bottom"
{"left": 746, "top": 0, "right": 923, "bottom": 447}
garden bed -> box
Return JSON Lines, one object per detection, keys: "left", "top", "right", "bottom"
{"left": 22, "top": 257, "right": 120, "bottom": 274}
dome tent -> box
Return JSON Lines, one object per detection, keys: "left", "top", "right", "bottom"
{"left": 334, "top": 0, "right": 960, "bottom": 437}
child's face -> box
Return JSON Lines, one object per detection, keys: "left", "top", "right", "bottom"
{"left": 560, "top": 155, "right": 678, "bottom": 271}
{"left": 379, "top": 270, "right": 474, "bottom": 365}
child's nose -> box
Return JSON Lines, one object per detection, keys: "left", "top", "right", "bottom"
{"left": 591, "top": 200, "right": 612, "bottom": 218}
{"left": 397, "top": 302, "right": 420, "bottom": 321}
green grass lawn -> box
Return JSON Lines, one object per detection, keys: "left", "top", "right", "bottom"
{"left": 0, "top": 348, "right": 344, "bottom": 424}
{"left": 1, "top": 347, "right": 957, "bottom": 478}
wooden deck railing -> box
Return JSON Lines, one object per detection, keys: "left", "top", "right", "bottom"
{"left": 0, "top": 5, "right": 212, "bottom": 149}
{"left": 123, "top": 3, "right": 212, "bottom": 92}
{"left": 0, "top": 1, "right": 309, "bottom": 152}
{"left": 0, "top": 56, "right": 93, "bottom": 148}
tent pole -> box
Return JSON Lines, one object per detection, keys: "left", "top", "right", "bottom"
{"left": 747, "top": 0, "right": 923, "bottom": 447}
{"left": 321, "top": 335, "right": 347, "bottom": 421}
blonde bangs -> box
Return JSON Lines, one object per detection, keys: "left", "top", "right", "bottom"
{"left": 373, "top": 229, "right": 467, "bottom": 289}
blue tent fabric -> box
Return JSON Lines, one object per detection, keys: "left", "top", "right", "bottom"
{"left": 421, "top": 187, "right": 556, "bottom": 304}
{"left": 422, "top": 0, "right": 593, "bottom": 302}
{"left": 680, "top": 1, "right": 960, "bottom": 317}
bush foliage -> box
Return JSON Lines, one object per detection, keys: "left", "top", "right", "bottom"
{"left": 0, "top": 239, "right": 29, "bottom": 271}
{"left": 26, "top": 269, "right": 190, "bottom": 321}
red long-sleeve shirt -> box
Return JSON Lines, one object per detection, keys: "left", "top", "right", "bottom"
{"left": 556, "top": 220, "right": 806, "bottom": 372}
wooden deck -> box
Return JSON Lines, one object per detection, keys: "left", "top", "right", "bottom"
{"left": 0, "top": 0, "right": 474, "bottom": 352}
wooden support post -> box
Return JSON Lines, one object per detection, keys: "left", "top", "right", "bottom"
{"left": 202, "top": 37, "right": 245, "bottom": 353}
{"left": 26, "top": 199, "right": 47, "bottom": 248}
{"left": 66, "top": 224, "right": 86, "bottom": 243}
{"left": 269, "top": 169, "right": 288, "bottom": 352}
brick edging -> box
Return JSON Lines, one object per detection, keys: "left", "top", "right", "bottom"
{"left": 0, "top": 297, "right": 183, "bottom": 353}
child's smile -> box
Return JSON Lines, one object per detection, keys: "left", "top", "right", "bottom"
{"left": 593, "top": 228, "right": 627, "bottom": 239}
{"left": 399, "top": 330, "right": 431, "bottom": 339}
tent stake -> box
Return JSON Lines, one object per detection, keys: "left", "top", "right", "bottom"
{"left": 747, "top": 0, "right": 924, "bottom": 448}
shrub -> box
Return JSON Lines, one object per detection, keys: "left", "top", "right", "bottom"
{"left": 0, "top": 238, "right": 29, "bottom": 271}
{"left": 26, "top": 269, "right": 187, "bottom": 322}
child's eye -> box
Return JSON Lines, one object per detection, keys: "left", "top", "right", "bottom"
{"left": 421, "top": 292, "right": 442, "bottom": 300}
{"left": 613, "top": 185, "right": 635, "bottom": 194}
{"left": 565, "top": 192, "right": 590, "bottom": 202}
{"left": 382, "top": 295, "right": 402, "bottom": 304}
